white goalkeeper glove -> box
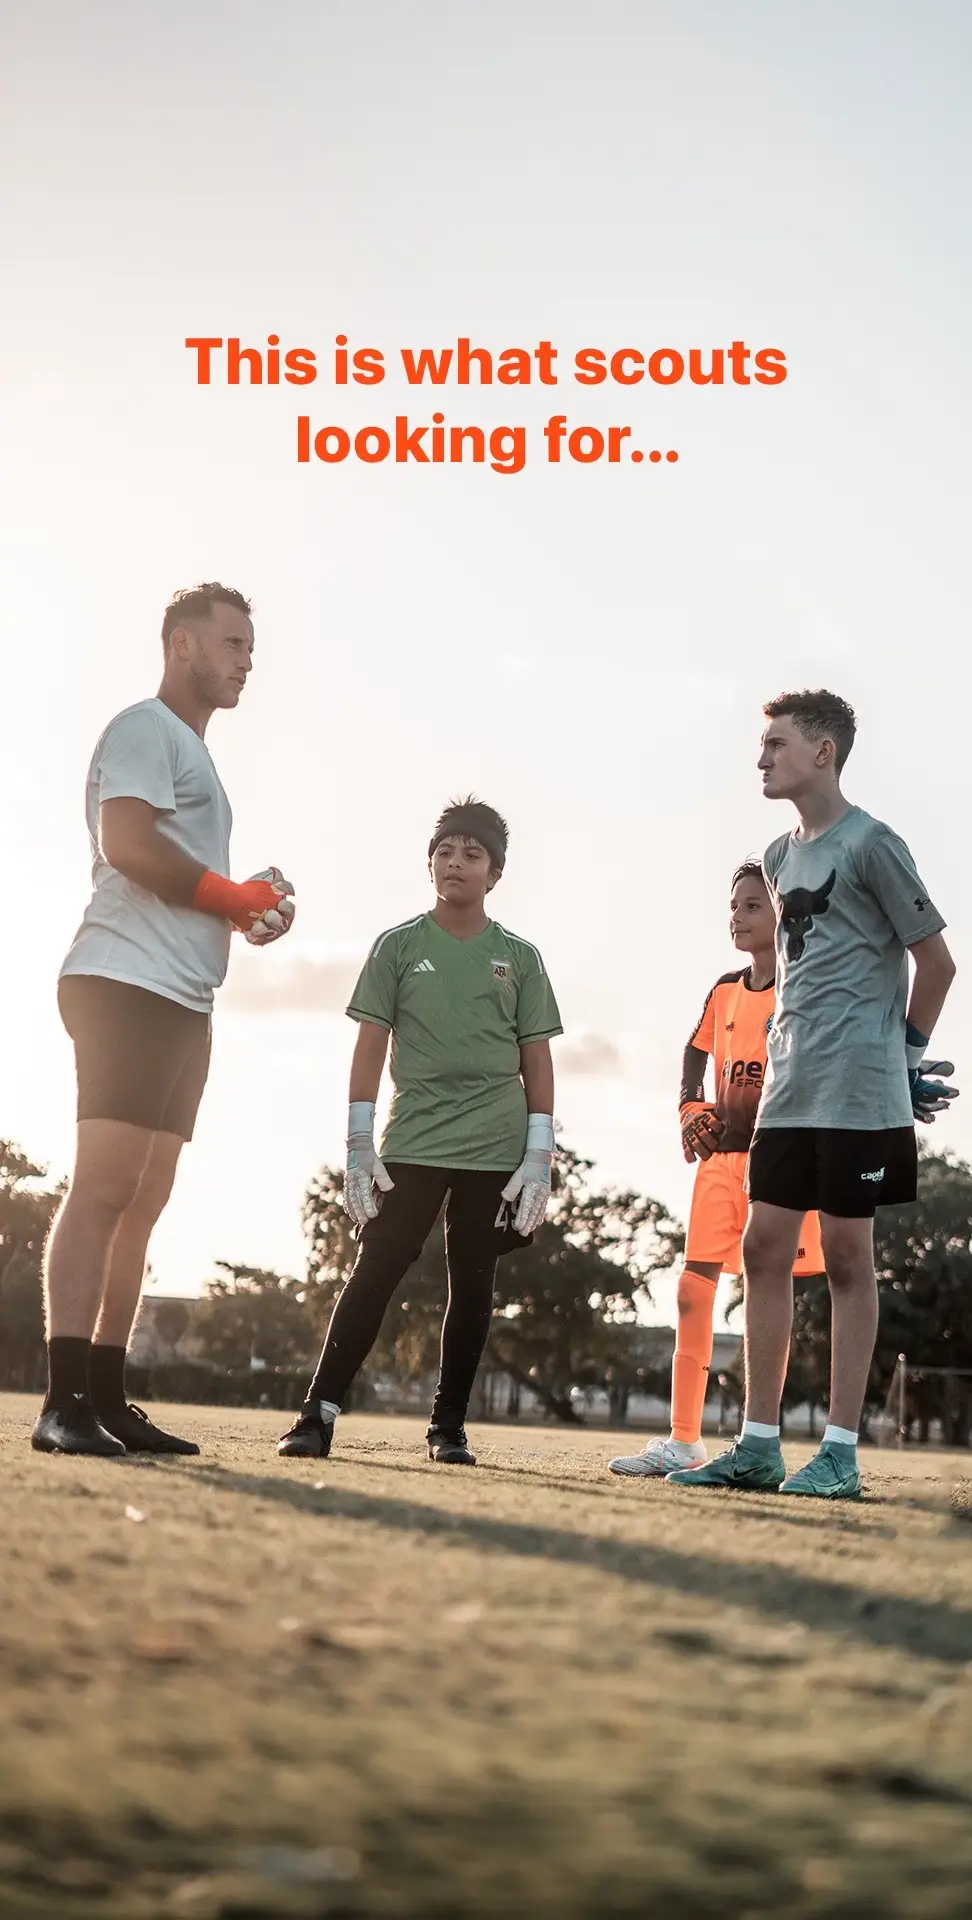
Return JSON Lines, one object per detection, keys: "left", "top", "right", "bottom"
{"left": 244, "top": 867, "right": 296, "bottom": 946}
{"left": 499, "top": 1114, "right": 554, "bottom": 1237}
{"left": 906, "top": 1024, "right": 959, "bottom": 1123}
{"left": 343, "top": 1101, "right": 395, "bottom": 1228}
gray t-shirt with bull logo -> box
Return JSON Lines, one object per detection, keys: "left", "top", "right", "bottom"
{"left": 757, "top": 805, "right": 945, "bottom": 1132}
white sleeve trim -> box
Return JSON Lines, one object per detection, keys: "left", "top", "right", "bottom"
{"left": 369, "top": 915, "right": 425, "bottom": 959}
{"left": 493, "top": 922, "right": 545, "bottom": 974}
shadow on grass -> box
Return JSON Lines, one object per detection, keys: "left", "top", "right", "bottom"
{"left": 146, "top": 1459, "right": 972, "bottom": 1665}
{"left": 334, "top": 1454, "right": 626, "bottom": 1500}
{"left": 343, "top": 1455, "right": 906, "bottom": 1528}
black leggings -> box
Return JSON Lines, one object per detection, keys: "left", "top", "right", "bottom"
{"left": 308, "top": 1163, "right": 512, "bottom": 1430}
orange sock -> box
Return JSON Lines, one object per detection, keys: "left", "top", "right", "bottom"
{"left": 670, "top": 1268, "right": 718, "bottom": 1443}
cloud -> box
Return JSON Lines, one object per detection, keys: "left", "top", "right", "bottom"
{"left": 557, "top": 1032, "right": 623, "bottom": 1078}
{"left": 223, "top": 952, "right": 358, "bottom": 1015}
{"left": 225, "top": 972, "right": 625, "bottom": 1092}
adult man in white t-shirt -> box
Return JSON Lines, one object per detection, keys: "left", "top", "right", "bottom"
{"left": 36, "top": 583, "right": 296, "bottom": 1457}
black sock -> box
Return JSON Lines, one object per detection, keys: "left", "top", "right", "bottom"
{"left": 89, "top": 1344, "right": 127, "bottom": 1415}
{"left": 44, "top": 1337, "right": 91, "bottom": 1410}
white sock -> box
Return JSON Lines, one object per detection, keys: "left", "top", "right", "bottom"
{"left": 742, "top": 1419, "right": 781, "bottom": 1441}
{"left": 823, "top": 1423, "right": 857, "bottom": 1448}
{"left": 315, "top": 1399, "right": 340, "bottom": 1422}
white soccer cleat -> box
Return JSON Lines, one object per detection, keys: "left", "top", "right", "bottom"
{"left": 608, "top": 1436, "right": 708, "bottom": 1478}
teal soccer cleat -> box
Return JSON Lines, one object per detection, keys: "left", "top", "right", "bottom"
{"left": 780, "top": 1445, "right": 863, "bottom": 1500}
{"left": 666, "top": 1436, "right": 785, "bottom": 1492}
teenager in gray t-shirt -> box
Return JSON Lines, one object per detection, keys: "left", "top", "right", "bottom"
{"left": 668, "top": 689, "right": 957, "bottom": 1504}
{"left": 760, "top": 806, "right": 945, "bottom": 1132}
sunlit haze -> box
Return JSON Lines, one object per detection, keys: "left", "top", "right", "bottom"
{"left": 3, "top": 0, "right": 970, "bottom": 1331}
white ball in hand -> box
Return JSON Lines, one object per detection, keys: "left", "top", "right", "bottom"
{"left": 245, "top": 911, "right": 279, "bottom": 946}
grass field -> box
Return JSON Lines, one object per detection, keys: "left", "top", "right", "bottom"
{"left": 2, "top": 1397, "right": 972, "bottom": 1918}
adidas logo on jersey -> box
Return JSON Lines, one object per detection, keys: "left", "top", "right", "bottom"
{"left": 412, "top": 959, "right": 436, "bottom": 973}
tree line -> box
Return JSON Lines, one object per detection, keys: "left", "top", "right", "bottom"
{"left": 1, "top": 1138, "right": 970, "bottom": 1433}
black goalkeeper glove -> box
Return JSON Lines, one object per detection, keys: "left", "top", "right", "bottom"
{"left": 906, "top": 1023, "right": 959, "bottom": 1124}
{"left": 680, "top": 1103, "right": 726, "bottom": 1163}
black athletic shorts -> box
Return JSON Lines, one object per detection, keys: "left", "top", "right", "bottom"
{"left": 58, "top": 975, "right": 212, "bottom": 1142}
{"left": 748, "top": 1125, "right": 917, "bottom": 1219}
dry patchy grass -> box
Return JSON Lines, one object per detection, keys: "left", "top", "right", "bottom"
{"left": 1, "top": 1396, "right": 971, "bottom": 1917}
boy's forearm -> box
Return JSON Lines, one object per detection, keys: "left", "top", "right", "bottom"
{"left": 907, "top": 935, "right": 956, "bottom": 1045}
{"left": 520, "top": 1041, "right": 554, "bottom": 1114}
{"left": 680, "top": 1042, "right": 709, "bottom": 1108}
{"left": 348, "top": 1024, "right": 390, "bottom": 1105}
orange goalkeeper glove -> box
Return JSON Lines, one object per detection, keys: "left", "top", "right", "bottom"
{"left": 191, "top": 870, "right": 285, "bottom": 933}
{"left": 680, "top": 1102, "right": 726, "bottom": 1163}
{"left": 243, "top": 868, "right": 296, "bottom": 945}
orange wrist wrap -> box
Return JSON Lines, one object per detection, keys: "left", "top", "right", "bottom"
{"left": 192, "top": 871, "right": 243, "bottom": 920}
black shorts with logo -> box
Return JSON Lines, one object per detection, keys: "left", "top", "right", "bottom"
{"left": 748, "top": 1125, "right": 917, "bottom": 1219}
{"left": 58, "top": 975, "right": 212, "bottom": 1142}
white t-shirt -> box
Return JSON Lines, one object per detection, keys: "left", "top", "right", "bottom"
{"left": 60, "top": 699, "right": 233, "bottom": 1013}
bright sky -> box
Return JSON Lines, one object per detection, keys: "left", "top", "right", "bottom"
{"left": 3, "top": 0, "right": 971, "bottom": 1332}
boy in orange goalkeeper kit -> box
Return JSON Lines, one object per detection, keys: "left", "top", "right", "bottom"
{"left": 609, "top": 862, "right": 824, "bottom": 1477}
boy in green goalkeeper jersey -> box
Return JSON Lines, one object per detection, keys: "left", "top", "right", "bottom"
{"left": 279, "top": 797, "right": 563, "bottom": 1466}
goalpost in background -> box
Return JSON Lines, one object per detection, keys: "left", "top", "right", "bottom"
{"left": 876, "top": 1354, "right": 972, "bottom": 1449}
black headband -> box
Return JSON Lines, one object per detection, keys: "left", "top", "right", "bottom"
{"left": 428, "top": 811, "right": 507, "bottom": 872}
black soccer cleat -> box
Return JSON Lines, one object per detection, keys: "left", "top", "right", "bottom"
{"left": 427, "top": 1425, "right": 477, "bottom": 1466}
{"left": 31, "top": 1394, "right": 127, "bottom": 1458}
{"left": 278, "top": 1404, "right": 334, "bottom": 1459}
{"left": 98, "top": 1403, "right": 200, "bottom": 1456}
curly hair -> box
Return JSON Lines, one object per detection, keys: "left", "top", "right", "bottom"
{"left": 763, "top": 688, "right": 856, "bottom": 771}
{"left": 162, "top": 583, "right": 252, "bottom": 653}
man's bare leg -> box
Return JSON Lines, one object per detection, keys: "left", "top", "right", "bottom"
{"left": 35, "top": 1120, "right": 155, "bottom": 1454}
{"left": 44, "top": 1120, "right": 156, "bottom": 1342}
{"left": 87, "top": 1131, "right": 199, "bottom": 1454}
{"left": 93, "top": 1131, "right": 184, "bottom": 1348}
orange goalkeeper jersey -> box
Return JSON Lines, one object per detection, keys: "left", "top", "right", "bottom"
{"left": 680, "top": 967, "right": 775, "bottom": 1152}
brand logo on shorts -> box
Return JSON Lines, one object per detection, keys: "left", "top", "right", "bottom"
{"left": 412, "top": 959, "right": 436, "bottom": 973}
{"left": 491, "top": 961, "right": 509, "bottom": 981}
{"left": 861, "top": 1167, "right": 885, "bottom": 1184}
